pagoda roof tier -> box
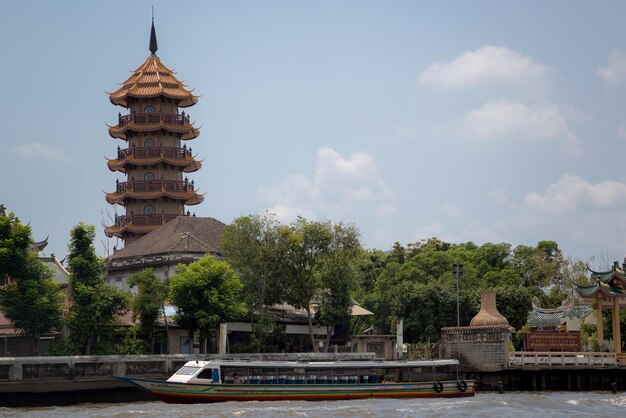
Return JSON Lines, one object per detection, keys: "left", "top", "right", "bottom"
{"left": 109, "top": 56, "right": 198, "bottom": 108}
{"left": 104, "top": 212, "right": 185, "bottom": 238}
{"left": 105, "top": 180, "right": 203, "bottom": 206}
{"left": 107, "top": 146, "right": 202, "bottom": 173}
{"left": 587, "top": 264, "right": 626, "bottom": 286}
{"left": 108, "top": 113, "right": 199, "bottom": 140}
{"left": 575, "top": 261, "right": 626, "bottom": 300}
{"left": 575, "top": 281, "right": 625, "bottom": 299}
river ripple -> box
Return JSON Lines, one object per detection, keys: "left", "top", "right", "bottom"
{"left": 2, "top": 392, "right": 625, "bottom": 417}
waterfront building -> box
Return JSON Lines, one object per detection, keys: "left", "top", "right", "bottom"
{"left": 105, "top": 216, "right": 225, "bottom": 291}
{"left": 104, "top": 19, "right": 203, "bottom": 246}
{"left": 526, "top": 298, "right": 595, "bottom": 332}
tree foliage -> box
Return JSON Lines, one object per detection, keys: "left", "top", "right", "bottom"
{"left": 169, "top": 255, "right": 245, "bottom": 344}
{"left": 0, "top": 212, "right": 63, "bottom": 355}
{"left": 66, "top": 223, "right": 130, "bottom": 354}
{"left": 365, "top": 239, "right": 566, "bottom": 342}
{"left": 128, "top": 268, "right": 169, "bottom": 353}
{"left": 220, "top": 212, "right": 287, "bottom": 351}
{"left": 314, "top": 222, "right": 361, "bottom": 351}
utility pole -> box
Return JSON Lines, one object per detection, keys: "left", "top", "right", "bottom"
{"left": 453, "top": 263, "right": 464, "bottom": 327}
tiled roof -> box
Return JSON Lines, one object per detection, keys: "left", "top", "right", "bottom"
{"left": 105, "top": 190, "right": 203, "bottom": 206}
{"left": 40, "top": 255, "right": 70, "bottom": 285}
{"left": 109, "top": 56, "right": 198, "bottom": 108}
{"left": 527, "top": 302, "right": 594, "bottom": 327}
{"left": 107, "top": 156, "right": 202, "bottom": 173}
{"left": 108, "top": 216, "right": 225, "bottom": 260}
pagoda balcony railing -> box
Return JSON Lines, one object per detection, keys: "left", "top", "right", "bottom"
{"left": 117, "top": 145, "right": 193, "bottom": 160}
{"left": 118, "top": 112, "right": 190, "bottom": 127}
{"left": 115, "top": 179, "right": 196, "bottom": 194}
{"left": 114, "top": 212, "right": 186, "bottom": 228}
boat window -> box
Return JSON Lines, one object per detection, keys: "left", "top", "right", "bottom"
{"left": 196, "top": 368, "right": 215, "bottom": 380}
{"left": 175, "top": 366, "right": 201, "bottom": 375}
{"left": 433, "top": 364, "right": 456, "bottom": 380}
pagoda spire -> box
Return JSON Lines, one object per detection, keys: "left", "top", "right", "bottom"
{"left": 149, "top": 15, "right": 158, "bottom": 56}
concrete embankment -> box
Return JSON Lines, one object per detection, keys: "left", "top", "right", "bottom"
{"left": 0, "top": 354, "right": 203, "bottom": 406}
{"left": 0, "top": 353, "right": 376, "bottom": 406}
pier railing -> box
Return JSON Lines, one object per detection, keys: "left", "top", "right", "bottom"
{"left": 509, "top": 351, "right": 618, "bottom": 368}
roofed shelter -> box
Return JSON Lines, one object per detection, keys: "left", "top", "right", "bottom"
{"left": 574, "top": 261, "right": 626, "bottom": 354}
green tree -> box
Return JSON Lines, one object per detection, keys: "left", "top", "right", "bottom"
{"left": 67, "top": 223, "right": 130, "bottom": 354}
{"left": 0, "top": 212, "right": 63, "bottom": 355}
{"left": 128, "top": 268, "right": 169, "bottom": 353}
{"left": 220, "top": 212, "right": 286, "bottom": 351}
{"left": 315, "top": 222, "right": 362, "bottom": 352}
{"left": 281, "top": 218, "right": 333, "bottom": 352}
{"left": 169, "top": 255, "right": 245, "bottom": 349}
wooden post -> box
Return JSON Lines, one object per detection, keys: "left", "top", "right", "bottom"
{"left": 596, "top": 295, "right": 603, "bottom": 349}
{"left": 612, "top": 297, "right": 621, "bottom": 354}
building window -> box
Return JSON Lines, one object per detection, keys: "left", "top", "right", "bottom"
{"left": 144, "top": 172, "right": 155, "bottom": 181}
{"left": 144, "top": 205, "right": 155, "bottom": 215}
{"left": 144, "top": 138, "right": 155, "bottom": 148}
{"left": 144, "top": 105, "right": 155, "bottom": 114}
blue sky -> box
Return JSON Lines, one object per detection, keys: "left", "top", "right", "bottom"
{"left": 2, "top": 1, "right": 626, "bottom": 265}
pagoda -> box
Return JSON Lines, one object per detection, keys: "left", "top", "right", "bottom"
{"left": 105, "top": 19, "right": 203, "bottom": 246}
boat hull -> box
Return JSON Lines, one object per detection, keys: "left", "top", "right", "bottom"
{"left": 116, "top": 376, "right": 475, "bottom": 403}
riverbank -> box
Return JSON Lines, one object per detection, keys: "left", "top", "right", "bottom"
{"left": 1, "top": 354, "right": 624, "bottom": 407}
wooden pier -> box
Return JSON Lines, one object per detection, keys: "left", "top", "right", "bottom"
{"left": 466, "top": 352, "right": 625, "bottom": 392}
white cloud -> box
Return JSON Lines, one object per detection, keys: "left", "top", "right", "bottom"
{"left": 461, "top": 98, "right": 572, "bottom": 141}
{"left": 12, "top": 142, "right": 66, "bottom": 161}
{"left": 262, "top": 147, "right": 394, "bottom": 223}
{"left": 524, "top": 174, "right": 626, "bottom": 215}
{"left": 417, "top": 45, "right": 550, "bottom": 89}
{"left": 597, "top": 50, "right": 626, "bottom": 84}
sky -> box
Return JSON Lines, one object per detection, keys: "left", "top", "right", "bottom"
{"left": 2, "top": 1, "right": 626, "bottom": 265}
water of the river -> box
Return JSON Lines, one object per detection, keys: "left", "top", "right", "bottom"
{"left": 2, "top": 392, "right": 625, "bottom": 417}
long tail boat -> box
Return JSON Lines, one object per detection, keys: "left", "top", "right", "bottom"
{"left": 115, "top": 358, "right": 475, "bottom": 403}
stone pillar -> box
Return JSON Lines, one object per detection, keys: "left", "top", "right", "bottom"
{"left": 219, "top": 323, "right": 228, "bottom": 356}
{"left": 596, "top": 295, "right": 603, "bottom": 349}
{"left": 396, "top": 319, "right": 403, "bottom": 360}
{"left": 612, "top": 297, "right": 621, "bottom": 354}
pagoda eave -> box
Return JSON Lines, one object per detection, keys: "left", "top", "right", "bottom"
{"left": 105, "top": 191, "right": 203, "bottom": 205}
{"left": 107, "top": 158, "right": 202, "bottom": 173}
{"left": 105, "top": 223, "right": 162, "bottom": 237}
{"left": 108, "top": 124, "right": 199, "bottom": 140}
{"left": 109, "top": 94, "right": 198, "bottom": 109}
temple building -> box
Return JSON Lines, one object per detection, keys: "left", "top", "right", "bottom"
{"left": 574, "top": 261, "right": 626, "bottom": 354}
{"left": 104, "top": 19, "right": 203, "bottom": 246}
